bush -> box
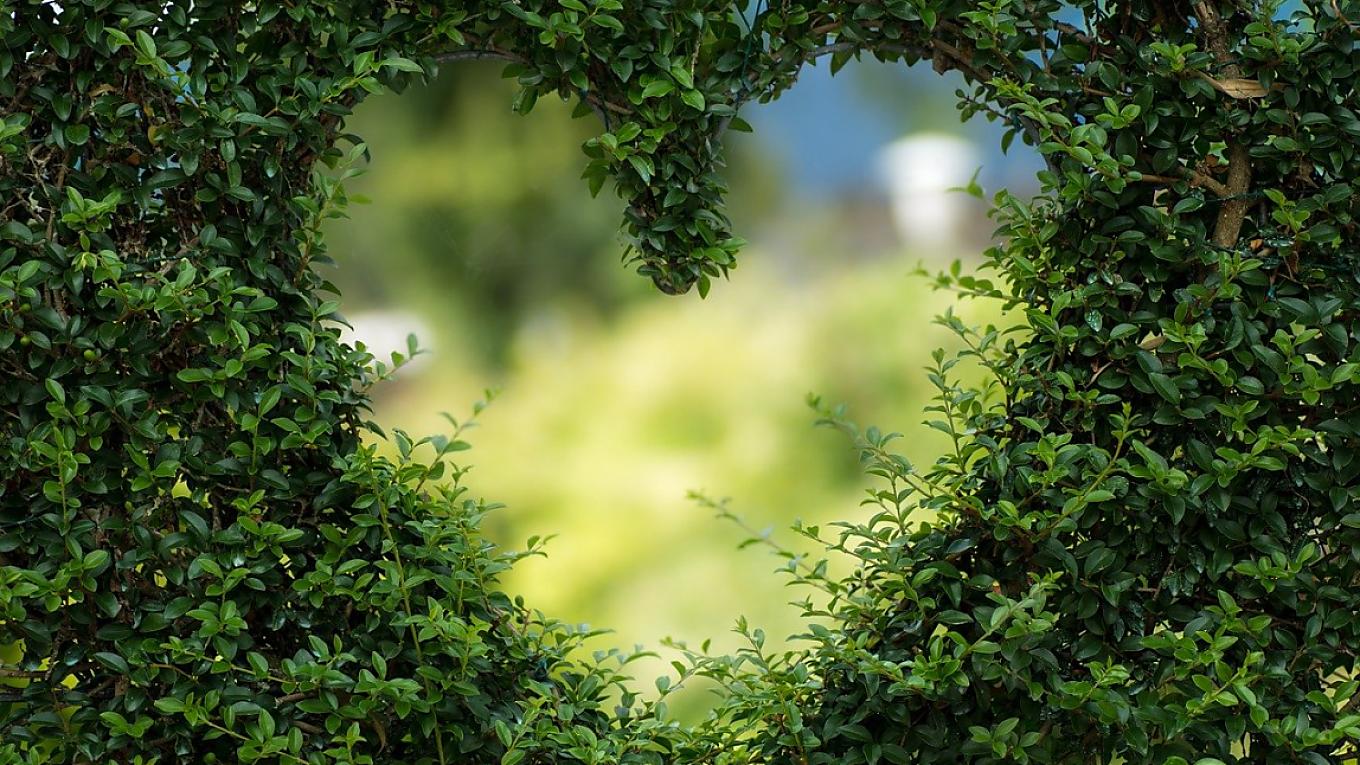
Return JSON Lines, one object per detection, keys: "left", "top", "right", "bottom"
{"left": 0, "top": 3, "right": 629, "bottom": 763}
{"left": 4, "top": 1, "right": 1360, "bottom": 764}
{"left": 679, "top": 2, "right": 1360, "bottom": 763}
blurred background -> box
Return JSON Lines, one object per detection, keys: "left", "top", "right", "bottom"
{"left": 323, "top": 58, "right": 1042, "bottom": 716}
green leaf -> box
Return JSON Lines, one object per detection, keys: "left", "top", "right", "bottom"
{"left": 681, "top": 89, "right": 706, "bottom": 111}
{"left": 135, "top": 30, "right": 156, "bottom": 59}
{"left": 94, "top": 651, "right": 129, "bottom": 673}
{"left": 591, "top": 15, "right": 624, "bottom": 33}
{"left": 1148, "top": 372, "right": 1181, "bottom": 404}
{"left": 493, "top": 719, "right": 513, "bottom": 748}
{"left": 104, "top": 28, "right": 133, "bottom": 48}
{"left": 1173, "top": 196, "right": 1205, "bottom": 215}
{"left": 641, "top": 80, "right": 675, "bottom": 99}
{"left": 64, "top": 124, "right": 91, "bottom": 145}
{"left": 44, "top": 378, "right": 65, "bottom": 404}
{"left": 154, "top": 697, "right": 186, "bottom": 714}
{"left": 381, "top": 56, "right": 425, "bottom": 73}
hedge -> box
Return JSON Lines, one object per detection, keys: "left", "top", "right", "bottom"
{"left": 3, "top": 1, "right": 1359, "bottom": 763}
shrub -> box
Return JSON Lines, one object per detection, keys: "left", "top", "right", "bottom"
{"left": 0, "top": 3, "right": 630, "bottom": 763}
{"left": 4, "top": 1, "right": 1360, "bottom": 764}
{"left": 678, "top": 2, "right": 1360, "bottom": 763}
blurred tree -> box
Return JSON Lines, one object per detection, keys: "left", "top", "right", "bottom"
{"left": 329, "top": 62, "right": 626, "bottom": 363}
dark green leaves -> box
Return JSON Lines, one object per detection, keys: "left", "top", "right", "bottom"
{"left": 7, "top": 2, "right": 1360, "bottom": 765}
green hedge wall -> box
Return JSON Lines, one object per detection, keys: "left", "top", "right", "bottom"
{"left": 3, "top": 1, "right": 1360, "bottom": 764}
{"left": 1, "top": 3, "right": 617, "bottom": 762}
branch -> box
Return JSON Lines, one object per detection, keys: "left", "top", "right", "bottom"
{"left": 434, "top": 49, "right": 520, "bottom": 65}
{"left": 926, "top": 38, "right": 1060, "bottom": 175}
{"left": 1136, "top": 168, "right": 1230, "bottom": 197}
{"left": 1192, "top": 2, "right": 1254, "bottom": 248}
{"left": 1052, "top": 21, "right": 1096, "bottom": 45}
{"left": 714, "top": 40, "right": 915, "bottom": 138}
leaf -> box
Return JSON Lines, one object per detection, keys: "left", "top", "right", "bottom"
{"left": 1173, "top": 196, "right": 1205, "bottom": 215}
{"left": 493, "top": 719, "right": 513, "bottom": 748}
{"left": 94, "top": 651, "right": 129, "bottom": 673}
{"left": 104, "top": 27, "right": 133, "bottom": 48}
{"left": 641, "top": 80, "right": 675, "bottom": 99}
{"left": 1148, "top": 372, "right": 1181, "bottom": 404}
{"left": 1109, "top": 323, "right": 1139, "bottom": 341}
{"left": 134, "top": 29, "right": 156, "bottom": 59}
{"left": 590, "top": 15, "right": 624, "bottom": 33}
{"left": 44, "top": 378, "right": 65, "bottom": 404}
{"left": 626, "top": 155, "right": 652, "bottom": 183}
{"left": 381, "top": 56, "right": 425, "bottom": 73}
{"left": 154, "top": 697, "right": 186, "bottom": 714}
{"left": 64, "top": 124, "right": 91, "bottom": 145}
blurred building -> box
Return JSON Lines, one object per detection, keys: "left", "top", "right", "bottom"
{"left": 879, "top": 132, "right": 979, "bottom": 256}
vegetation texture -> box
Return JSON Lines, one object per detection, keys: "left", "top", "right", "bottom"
{"left": 2, "top": 1, "right": 1359, "bottom": 764}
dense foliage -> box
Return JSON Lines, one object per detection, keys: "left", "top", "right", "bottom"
{"left": 3, "top": 1, "right": 1360, "bottom": 765}
{"left": 0, "top": 2, "right": 634, "bottom": 763}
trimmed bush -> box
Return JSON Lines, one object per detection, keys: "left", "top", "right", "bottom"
{"left": 3, "top": 1, "right": 1360, "bottom": 764}
{"left": 682, "top": 3, "right": 1360, "bottom": 763}
{"left": 0, "top": 3, "right": 632, "bottom": 763}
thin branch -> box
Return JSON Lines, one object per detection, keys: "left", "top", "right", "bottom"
{"left": 1053, "top": 21, "right": 1096, "bottom": 45}
{"left": 803, "top": 40, "right": 859, "bottom": 59}
{"left": 714, "top": 40, "right": 914, "bottom": 138}
{"left": 926, "top": 39, "right": 1060, "bottom": 175}
{"left": 1193, "top": 2, "right": 1253, "bottom": 248}
{"left": 434, "top": 50, "right": 520, "bottom": 65}
{"left": 1137, "top": 168, "right": 1230, "bottom": 198}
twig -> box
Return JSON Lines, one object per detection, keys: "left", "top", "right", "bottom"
{"left": 1193, "top": 2, "right": 1253, "bottom": 248}
{"left": 1137, "top": 169, "right": 1230, "bottom": 198}
{"left": 1053, "top": 21, "right": 1096, "bottom": 45}
{"left": 434, "top": 50, "right": 520, "bottom": 64}
{"left": 927, "top": 39, "right": 1059, "bottom": 174}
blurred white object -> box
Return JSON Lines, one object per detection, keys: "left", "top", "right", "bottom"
{"left": 879, "top": 133, "right": 979, "bottom": 255}
{"left": 339, "top": 309, "right": 434, "bottom": 375}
